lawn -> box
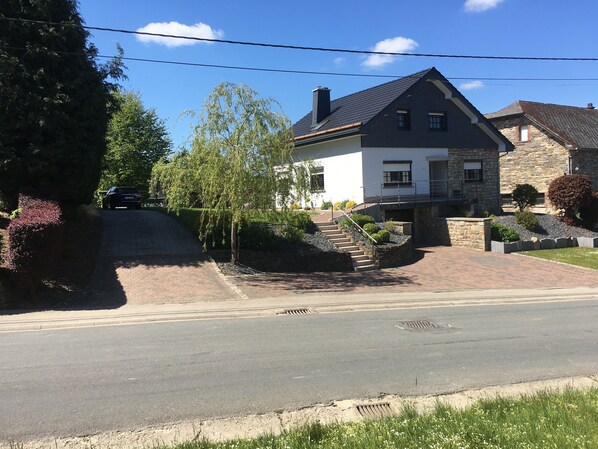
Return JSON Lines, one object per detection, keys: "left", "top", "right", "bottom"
{"left": 520, "top": 247, "right": 598, "bottom": 270}
{"left": 156, "top": 388, "right": 598, "bottom": 449}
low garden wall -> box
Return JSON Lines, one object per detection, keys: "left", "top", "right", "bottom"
{"left": 428, "top": 217, "right": 491, "bottom": 251}
{"left": 491, "top": 236, "right": 598, "bottom": 254}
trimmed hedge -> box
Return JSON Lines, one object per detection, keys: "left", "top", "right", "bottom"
{"left": 515, "top": 210, "right": 539, "bottom": 231}
{"left": 362, "top": 223, "right": 379, "bottom": 235}
{"left": 8, "top": 195, "right": 64, "bottom": 292}
{"left": 351, "top": 214, "right": 376, "bottom": 228}
{"left": 512, "top": 183, "right": 539, "bottom": 211}
{"left": 372, "top": 229, "right": 391, "bottom": 244}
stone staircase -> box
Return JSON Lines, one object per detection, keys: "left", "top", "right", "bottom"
{"left": 316, "top": 222, "right": 378, "bottom": 272}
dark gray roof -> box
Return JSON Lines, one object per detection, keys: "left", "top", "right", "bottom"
{"left": 293, "top": 68, "right": 433, "bottom": 139}
{"left": 487, "top": 100, "right": 598, "bottom": 149}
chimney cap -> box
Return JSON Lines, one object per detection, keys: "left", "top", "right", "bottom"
{"left": 587, "top": 103, "right": 595, "bottom": 109}
{"left": 312, "top": 86, "right": 330, "bottom": 92}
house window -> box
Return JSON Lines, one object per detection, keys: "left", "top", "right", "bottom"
{"left": 464, "top": 161, "right": 483, "bottom": 182}
{"left": 428, "top": 112, "right": 447, "bottom": 131}
{"left": 383, "top": 161, "right": 412, "bottom": 187}
{"left": 519, "top": 124, "right": 529, "bottom": 142}
{"left": 310, "top": 166, "right": 325, "bottom": 192}
{"left": 397, "top": 109, "right": 410, "bottom": 130}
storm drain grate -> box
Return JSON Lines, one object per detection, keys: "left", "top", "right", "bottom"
{"left": 278, "top": 308, "right": 316, "bottom": 316}
{"left": 356, "top": 402, "right": 394, "bottom": 419}
{"left": 397, "top": 320, "right": 440, "bottom": 330}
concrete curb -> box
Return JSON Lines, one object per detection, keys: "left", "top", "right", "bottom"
{"left": 5, "top": 375, "right": 597, "bottom": 449}
{"left": 1, "top": 287, "right": 598, "bottom": 333}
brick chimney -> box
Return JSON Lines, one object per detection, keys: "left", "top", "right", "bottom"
{"left": 312, "top": 87, "right": 331, "bottom": 126}
{"left": 587, "top": 103, "right": 595, "bottom": 109}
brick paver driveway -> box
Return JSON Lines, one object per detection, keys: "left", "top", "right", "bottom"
{"left": 89, "top": 210, "right": 232, "bottom": 306}
{"left": 232, "top": 245, "right": 598, "bottom": 299}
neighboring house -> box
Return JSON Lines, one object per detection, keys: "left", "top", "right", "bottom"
{"left": 487, "top": 100, "right": 598, "bottom": 208}
{"left": 292, "top": 67, "right": 513, "bottom": 235}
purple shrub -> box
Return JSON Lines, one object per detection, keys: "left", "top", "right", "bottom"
{"left": 7, "top": 195, "right": 64, "bottom": 293}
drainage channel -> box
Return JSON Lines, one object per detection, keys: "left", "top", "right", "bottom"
{"left": 355, "top": 402, "right": 395, "bottom": 419}
{"left": 277, "top": 308, "right": 317, "bottom": 316}
{"left": 396, "top": 320, "right": 441, "bottom": 331}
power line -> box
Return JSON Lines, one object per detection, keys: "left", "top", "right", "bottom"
{"left": 6, "top": 46, "right": 598, "bottom": 82}
{"left": 2, "top": 16, "right": 598, "bottom": 62}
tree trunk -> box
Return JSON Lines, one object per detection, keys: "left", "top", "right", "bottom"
{"left": 230, "top": 220, "right": 239, "bottom": 264}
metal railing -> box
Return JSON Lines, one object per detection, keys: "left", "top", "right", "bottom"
{"left": 337, "top": 208, "right": 377, "bottom": 244}
{"left": 361, "top": 179, "right": 476, "bottom": 207}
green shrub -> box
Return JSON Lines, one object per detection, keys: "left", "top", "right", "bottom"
{"left": 282, "top": 211, "right": 311, "bottom": 231}
{"left": 281, "top": 225, "right": 303, "bottom": 243}
{"left": 372, "top": 229, "right": 391, "bottom": 244}
{"left": 9, "top": 208, "right": 21, "bottom": 220}
{"left": 491, "top": 222, "right": 520, "bottom": 242}
{"left": 515, "top": 210, "right": 539, "bottom": 231}
{"left": 383, "top": 221, "right": 396, "bottom": 233}
{"left": 239, "top": 223, "right": 277, "bottom": 250}
{"left": 351, "top": 213, "right": 375, "bottom": 228}
{"left": 548, "top": 174, "right": 592, "bottom": 220}
{"left": 290, "top": 203, "right": 301, "bottom": 210}
{"left": 512, "top": 183, "right": 539, "bottom": 211}
{"left": 320, "top": 200, "right": 333, "bottom": 210}
{"left": 363, "top": 223, "right": 379, "bottom": 234}
{"left": 339, "top": 218, "right": 352, "bottom": 230}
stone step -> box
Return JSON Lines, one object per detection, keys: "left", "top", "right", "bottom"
{"left": 351, "top": 255, "right": 370, "bottom": 262}
{"left": 347, "top": 249, "right": 364, "bottom": 255}
{"left": 354, "top": 259, "right": 375, "bottom": 266}
{"left": 354, "top": 264, "right": 378, "bottom": 272}
{"left": 322, "top": 230, "right": 343, "bottom": 237}
{"left": 317, "top": 224, "right": 337, "bottom": 230}
{"left": 335, "top": 241, "right": 355, "bottom": 248}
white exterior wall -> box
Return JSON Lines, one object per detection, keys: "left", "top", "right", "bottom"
{"left": 361, "top": 147, "right": 449, "bottom": 199}
{"left": 294, "top": 136, "right": 363, "bottom": 208}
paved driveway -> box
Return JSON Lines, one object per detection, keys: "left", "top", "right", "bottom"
{"left": 232, "top": 246, "right": 598, "bottom": 299}
{"left": 89, "top": 210, "right": 233, "bottom": 306}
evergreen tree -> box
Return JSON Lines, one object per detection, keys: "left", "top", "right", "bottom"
{"left": 0, "top": 0, "right": 124, "bottom": 210}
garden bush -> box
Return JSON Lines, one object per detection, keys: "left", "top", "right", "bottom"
{"left": 362, "top": 223, "right": 379, "bottom": 235}
{"left": 350, "top": 214, "right": 375, "bottom": 228}
{"left": 512, "top": 183, "right": 539, "bottom": 211}
{"left": 548, "top": 174, "right": 592, "bottom": 220}
{"left": 371, "top": 229, "right": 391, "bottom": 244}
{"left": 491, "top": 222, "right": 520, "bottom": 242}
{"left": 280, "top": 225, "right": 303, "bottom": 243}
{"left": 7, "top": 195, "right": 64, "bottom": 292}
{"left": 320, "top": 200, "right": 333, "bottom": 210}
{"left": 345, "top": 200, "right": 357, "bottom": 210}
{"left": 239, "top": 223, "right": 277, "bottom": 250}
{"left": 579, "top": 192, "right": 598, "bottom": 227}
{"left": 515, "top": 210, "right": 539, "bottom": 231}
{"left": 384, "top": 221, "right": 396, "bottom": 233}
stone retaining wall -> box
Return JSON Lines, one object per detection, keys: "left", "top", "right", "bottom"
{"left": 428, "top": 217, "right": 491, "bottom": 251}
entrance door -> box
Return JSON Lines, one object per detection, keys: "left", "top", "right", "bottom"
{"left": 429, "top": 161, "right": 448, "bottom": 197}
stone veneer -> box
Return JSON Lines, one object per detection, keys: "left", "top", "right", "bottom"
{"left": 448, "top": 148, "right": 500, "bottom": 213}
{"left": 429, "top": 217, "right": 491, "bottom": 251}
{"left": 572, "top": 149, "right": 598, "bottom": 190}
{"left": 491, "top": 116, "right": 571, "bottom": 194}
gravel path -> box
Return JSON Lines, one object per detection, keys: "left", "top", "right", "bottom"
{"left": 495, "top": 213, "right": 598, "bottom": 241}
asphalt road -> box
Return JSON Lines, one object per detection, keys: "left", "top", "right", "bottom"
{"left": 2, "top": 300, "right": 598, "bottom": 440}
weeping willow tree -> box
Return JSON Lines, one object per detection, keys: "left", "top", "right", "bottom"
{"left": 154, "top": 82, "right": 310, "bottom": 264}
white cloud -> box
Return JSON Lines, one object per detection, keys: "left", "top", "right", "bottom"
{"left": 333, "top": 57, "right": 346, "bottom": 67}
{"left": 136, "top": 21, "right": 224, "bottom": 47}
{"left": 464, "top": 0, "right": 504, "bottom": 12}
{"left": 362, "top": 36, "right": 418, "bottom": 69}
{"left": 459, "top": 80, "right": 485, "bottom": 90}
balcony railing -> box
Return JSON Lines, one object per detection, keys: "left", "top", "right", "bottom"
{"left": 361, "top": 179, "right": 481, "bottom": 207}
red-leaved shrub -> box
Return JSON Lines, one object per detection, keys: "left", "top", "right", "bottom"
{"left": 7, "top": 195, "right": 64, "bottom": 293}
{"left": 547, "top": 174, "right": 592, "bottom": 220}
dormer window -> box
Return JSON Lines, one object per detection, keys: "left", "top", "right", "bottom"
{"left": 397, "top": 109, "right": 410, "bottom": 130}
{"left": 428, "top": 112, "right": 447, "bottom": 131}
{"left": 519, "top": 124, "right": 529, "bottom": 142}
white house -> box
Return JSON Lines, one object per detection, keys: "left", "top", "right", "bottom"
{"left": 292, "top": 67, "right": 513, "bottom": 226}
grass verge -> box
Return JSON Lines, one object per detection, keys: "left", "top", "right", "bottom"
{"left": 520, "top": 247, "right": 598, "bottom": 270}
{"left": 156, "top": 388, "right": 598, "bottom": 449}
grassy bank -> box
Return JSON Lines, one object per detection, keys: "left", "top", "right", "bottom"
{"left": 156, "top": 388, "right": 598, "bottom": 449}
{"left": 521, "top": 247, "right": 598, "bottom": 270}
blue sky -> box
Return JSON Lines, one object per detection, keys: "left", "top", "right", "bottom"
{"left": 79, "top": 0, "right": 598, "bottom": 151}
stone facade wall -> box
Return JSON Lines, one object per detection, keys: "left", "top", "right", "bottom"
{"left": 429, "top": 217, "right": 491, "bottom": 251}
{"left": 490, "top": 116, "right": 570, "bottom": 194}
{"left": 572, "top": 149, "right": 598, "bottom": 190}
{"left": 448, "top": 148, "right": 500, "bottom": 213}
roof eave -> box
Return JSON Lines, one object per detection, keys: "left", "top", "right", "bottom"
{"left": 293, "top": 122, "right": 362, "bottom": 147}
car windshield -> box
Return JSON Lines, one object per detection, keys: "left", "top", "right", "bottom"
{"left": 118, "top": 188, "right": 139, "bottom": 194}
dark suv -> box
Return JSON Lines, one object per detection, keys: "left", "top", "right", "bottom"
{"left": 102, "top": 187, "right": 142, "bottom": 210}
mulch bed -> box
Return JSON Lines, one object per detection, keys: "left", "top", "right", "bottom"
{"left": 495, "top": 213, "right": 598, "bottom": 241}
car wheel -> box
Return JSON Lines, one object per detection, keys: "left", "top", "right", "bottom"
{"left": 102, "top": 201, "right": 107, "bottom": 210}
{"left": 110, "top": 200, "right": 116, "bottom": 210}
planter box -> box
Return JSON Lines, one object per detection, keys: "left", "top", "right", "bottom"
{"left": 540, "top": 239, "right": 556, "bottom": 250}
{"left": 577, "top": 237, "right": 598, "bottom": 248}
{"left": 491, "top": 240, "right": 518, "bottom": 254}
{"left": 555, "top": 238, "right": 568, "bottom": 249}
